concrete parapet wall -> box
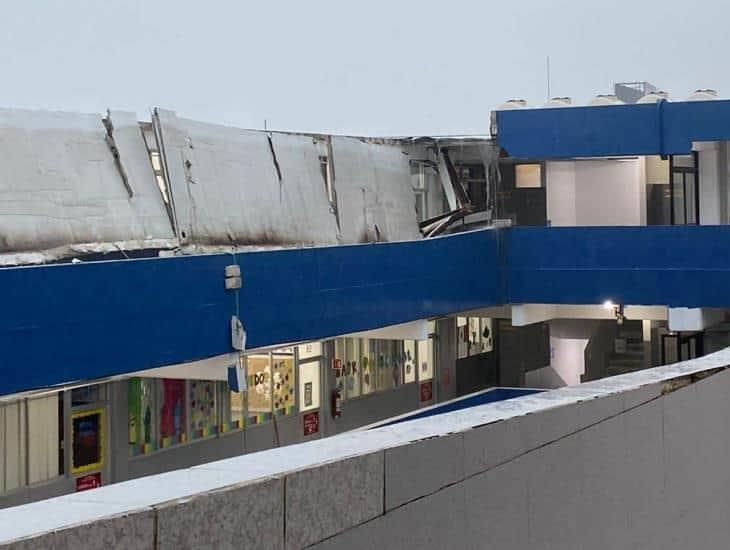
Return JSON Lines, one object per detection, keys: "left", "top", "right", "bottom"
{"left": 3, "top": 350, "right": 730, "bottom": 549}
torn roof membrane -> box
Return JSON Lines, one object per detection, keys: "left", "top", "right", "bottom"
{"left": 0, "top": 107, "right": 431, "bottom": 265}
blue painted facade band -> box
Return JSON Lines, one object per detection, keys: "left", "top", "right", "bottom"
{"left": 2, "top": 225, "right": 730, "bottom": 396}
{"left": 0, "top": 230, "right": 500, "bottom": 395}
{"left": 496, "top": 99, "right": 730, "bottom": 159}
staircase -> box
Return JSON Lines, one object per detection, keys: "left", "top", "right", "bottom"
{"left": 606, "top": 320, "right": 648, "bottom": 377}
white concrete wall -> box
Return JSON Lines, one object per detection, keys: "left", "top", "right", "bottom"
{"left": 545, "top": 161, "right": 576, "bottom": 226}
{"left": 5, "top": 350, "right": 730, "bottom": 549}
{"left": 546, "top": 159, "right": 646, "bottom": 226}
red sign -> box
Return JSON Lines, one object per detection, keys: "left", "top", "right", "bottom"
{"left": 75, "top": 472, "right": 102, "bottom": 492}
{"left": 420, "top": 380, "right": 433, "bottom": 402}
{"left": 303, "top": 411, "right": 320, "bottom": 436}
{"left": 332, "top": 358, "right": 342, "bottom": 377}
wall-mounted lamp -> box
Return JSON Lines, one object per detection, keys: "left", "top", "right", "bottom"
{"left": 603, "top": 300, "right": 625, "bottom": 325}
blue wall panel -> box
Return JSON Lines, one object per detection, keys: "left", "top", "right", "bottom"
{"left": 496, "top": 99, "right": 730, "bottom": 159}
{"left": 0, "top": 229, "right": 501, "bottom": 395}
{"left": 506, "top": 226, "right": 730, "bottom": 307}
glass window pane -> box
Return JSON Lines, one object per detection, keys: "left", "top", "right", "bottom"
{"left": 481, "top": 318, "right": 494, "bottom": 352}
{"left": 334, "top": 339, "right": 346, "bottom": 401}
{"left": 247, "top": 355, "right": 272, "bottom": 424}
{"left": 71, "top": 409, "right": 103, "bottom": 473}
{"left": 361, "top": 339, "right": 375, "bottom": 394}
{"left": 515, "top": 164, "right": 542, "bottom": 188}
{"left": 128, "top": 378, "right": 157, "bottom": 456}
{"left": 27, "top": 395, "right": 60, "bottom": 484}
{"left": 685, "top": 173, "right": 697, "bottom": 224}
{"left": 72, "top": 385, "right": 105, "bottom": 407}
{"left": 299, "top": 360, "right": 320, "bottom": 411}
{"left": 672, "top": 172, "right": 685, "bottom": 224}
{"left": 219, "top": 381, "right": 246, "bottom": 433}
{"left": 189, "top": 381, "right": 218, "bottom": 440}
{"left": 404, "top": 341, "right": 417, "bottom": 384}
{"left": 159, "top": 379, "right": 187, "bottom": 448}
{"left": 272, "top": 354, "right": 296, "bottom": 416}
{"left": 376, "top": 340, "right": 397, "bottom": 391}
{"left": 418, "top": 339, "right": 434, "bottom": 381}
{"left": 673, "top": 155, "right": 695, "bottom": 168}
{"left": 344, "top": 339, "right": 361, "bottom": 399}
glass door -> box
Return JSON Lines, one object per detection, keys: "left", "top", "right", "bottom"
{"left": 669, "top": 153, "right": 699, "bottom": 225}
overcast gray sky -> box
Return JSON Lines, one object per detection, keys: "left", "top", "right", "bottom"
{"left": 1, "top": 0, "right": 727, "bottom": 136}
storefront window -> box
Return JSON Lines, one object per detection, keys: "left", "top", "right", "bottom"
{"left": 404, "top": 341, "right": 417, "bottom": 383}
{"left": 159, "top": 379, "right": 186, "bottom": 448}
{"left": 247, "top": 355, "right": 272, "bottom": 425}
{"left": 360, "top": 338, "right": 375, "bottom": 394}
{"left": 299, "top": 360, "right": 320, "bottom": 411}
{"left": 219, "top": 381, "right": 246, "bottom": 433}
{"left": 189, "top": 380, "right": 218, "bottom": 440}
{"left": 128, "top": 378, "right": 157, "bottom": 456}
{"left": 272, "top": 352, "right": 296, "bottom": 416}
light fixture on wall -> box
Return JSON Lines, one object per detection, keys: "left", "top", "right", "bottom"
{"left": 603, "top": 300, "right": 625, "bottom": 325}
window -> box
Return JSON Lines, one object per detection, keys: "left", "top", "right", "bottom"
{"left": 189, "top": 380, "right": 218, "bottom": 440}
{"left": 219, "top": 381, "right": 246, "bottom": 433}
{"left": 159, "top": 379, "right": 186, "bottom": 448}
{"left": 404, "top": 341, "right": 417, "bottom": 383}
{"left": 272, "top": 353, "right": 295, "bottom": 416}
{"left": 128, "top": 378, "right": 158, "bottom": 456}
{"left": 515, "top": 164, "right": 542, "bottom": 188}
{"left": 247, "top": 355, "right": 272, "bottom": 425}
{"left": 360, "top": 338, "right": 375, "bottom": 395}
{"left": 343, "top": 339, "right": 361, "bottom": 399}
{"left": 71, "top": 409, "right": 104, "bottom": 474}
{"left": 418, "top": 322, "right": 435, "bottom": 381}
{"left": 299, "top": 360, "right": 320, "bottom": 412}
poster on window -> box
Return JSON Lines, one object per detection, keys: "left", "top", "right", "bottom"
{"left": 272, "top": 355, "right": 295, "bottom": 416}
{"left": 128, "top": 378, "right": 157, "bottom": 456}
{"left": 190, "top": 381, "right": 218, "bottom": 439}
{"left": 159, "top": 379, "right": 186, "bottom": 448}
{"left": 299, "top": 360, "right": 320, "bottom": 412}
{"left": 71, "top": 409, "right": 104, "bottom": 474}
{"left": 247, "top": 355, "right": 272, "bottom": 424}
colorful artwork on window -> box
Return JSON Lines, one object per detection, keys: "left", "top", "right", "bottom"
{"left": 159, "top": 379, "right": 186, "bottom": 448}
{"left": 189, "top": 381, "right": 218, "bottom": 439}
{"left": 128, "top": 378, "right": 157, "bottom": 456}
{"left": 361, "top": 339, "right": 374, "bottom": 394}
{"left": 247, "top": 355, "right": 272, "bottom": 424}
{"left": 272, "top": 355, "right": 295, "bottom": 416}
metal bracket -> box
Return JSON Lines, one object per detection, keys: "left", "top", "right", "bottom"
{"left": 225, "top": 264, "right": 242, "bottom": 290}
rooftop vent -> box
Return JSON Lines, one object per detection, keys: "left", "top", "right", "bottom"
{"left": 588, "top": 94, "right": 624, "bottom": 106}
{"left": 688, "top": 89, "right": 718, "bottom": 101}
{"left": 497, "top": 99, "right": 528, "bottom": 110}
{"left": 544, "top": 97, "right": 573, "bottom": 108}
{"left": 637, "top": 91, "right": 670, "bottom": 103}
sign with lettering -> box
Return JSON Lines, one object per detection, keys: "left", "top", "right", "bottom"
{"left": 303, "top": 411, "right": 320, "bottom": 436}
{"left": 75, "top": 472, "right": 102, "bottom": 492}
